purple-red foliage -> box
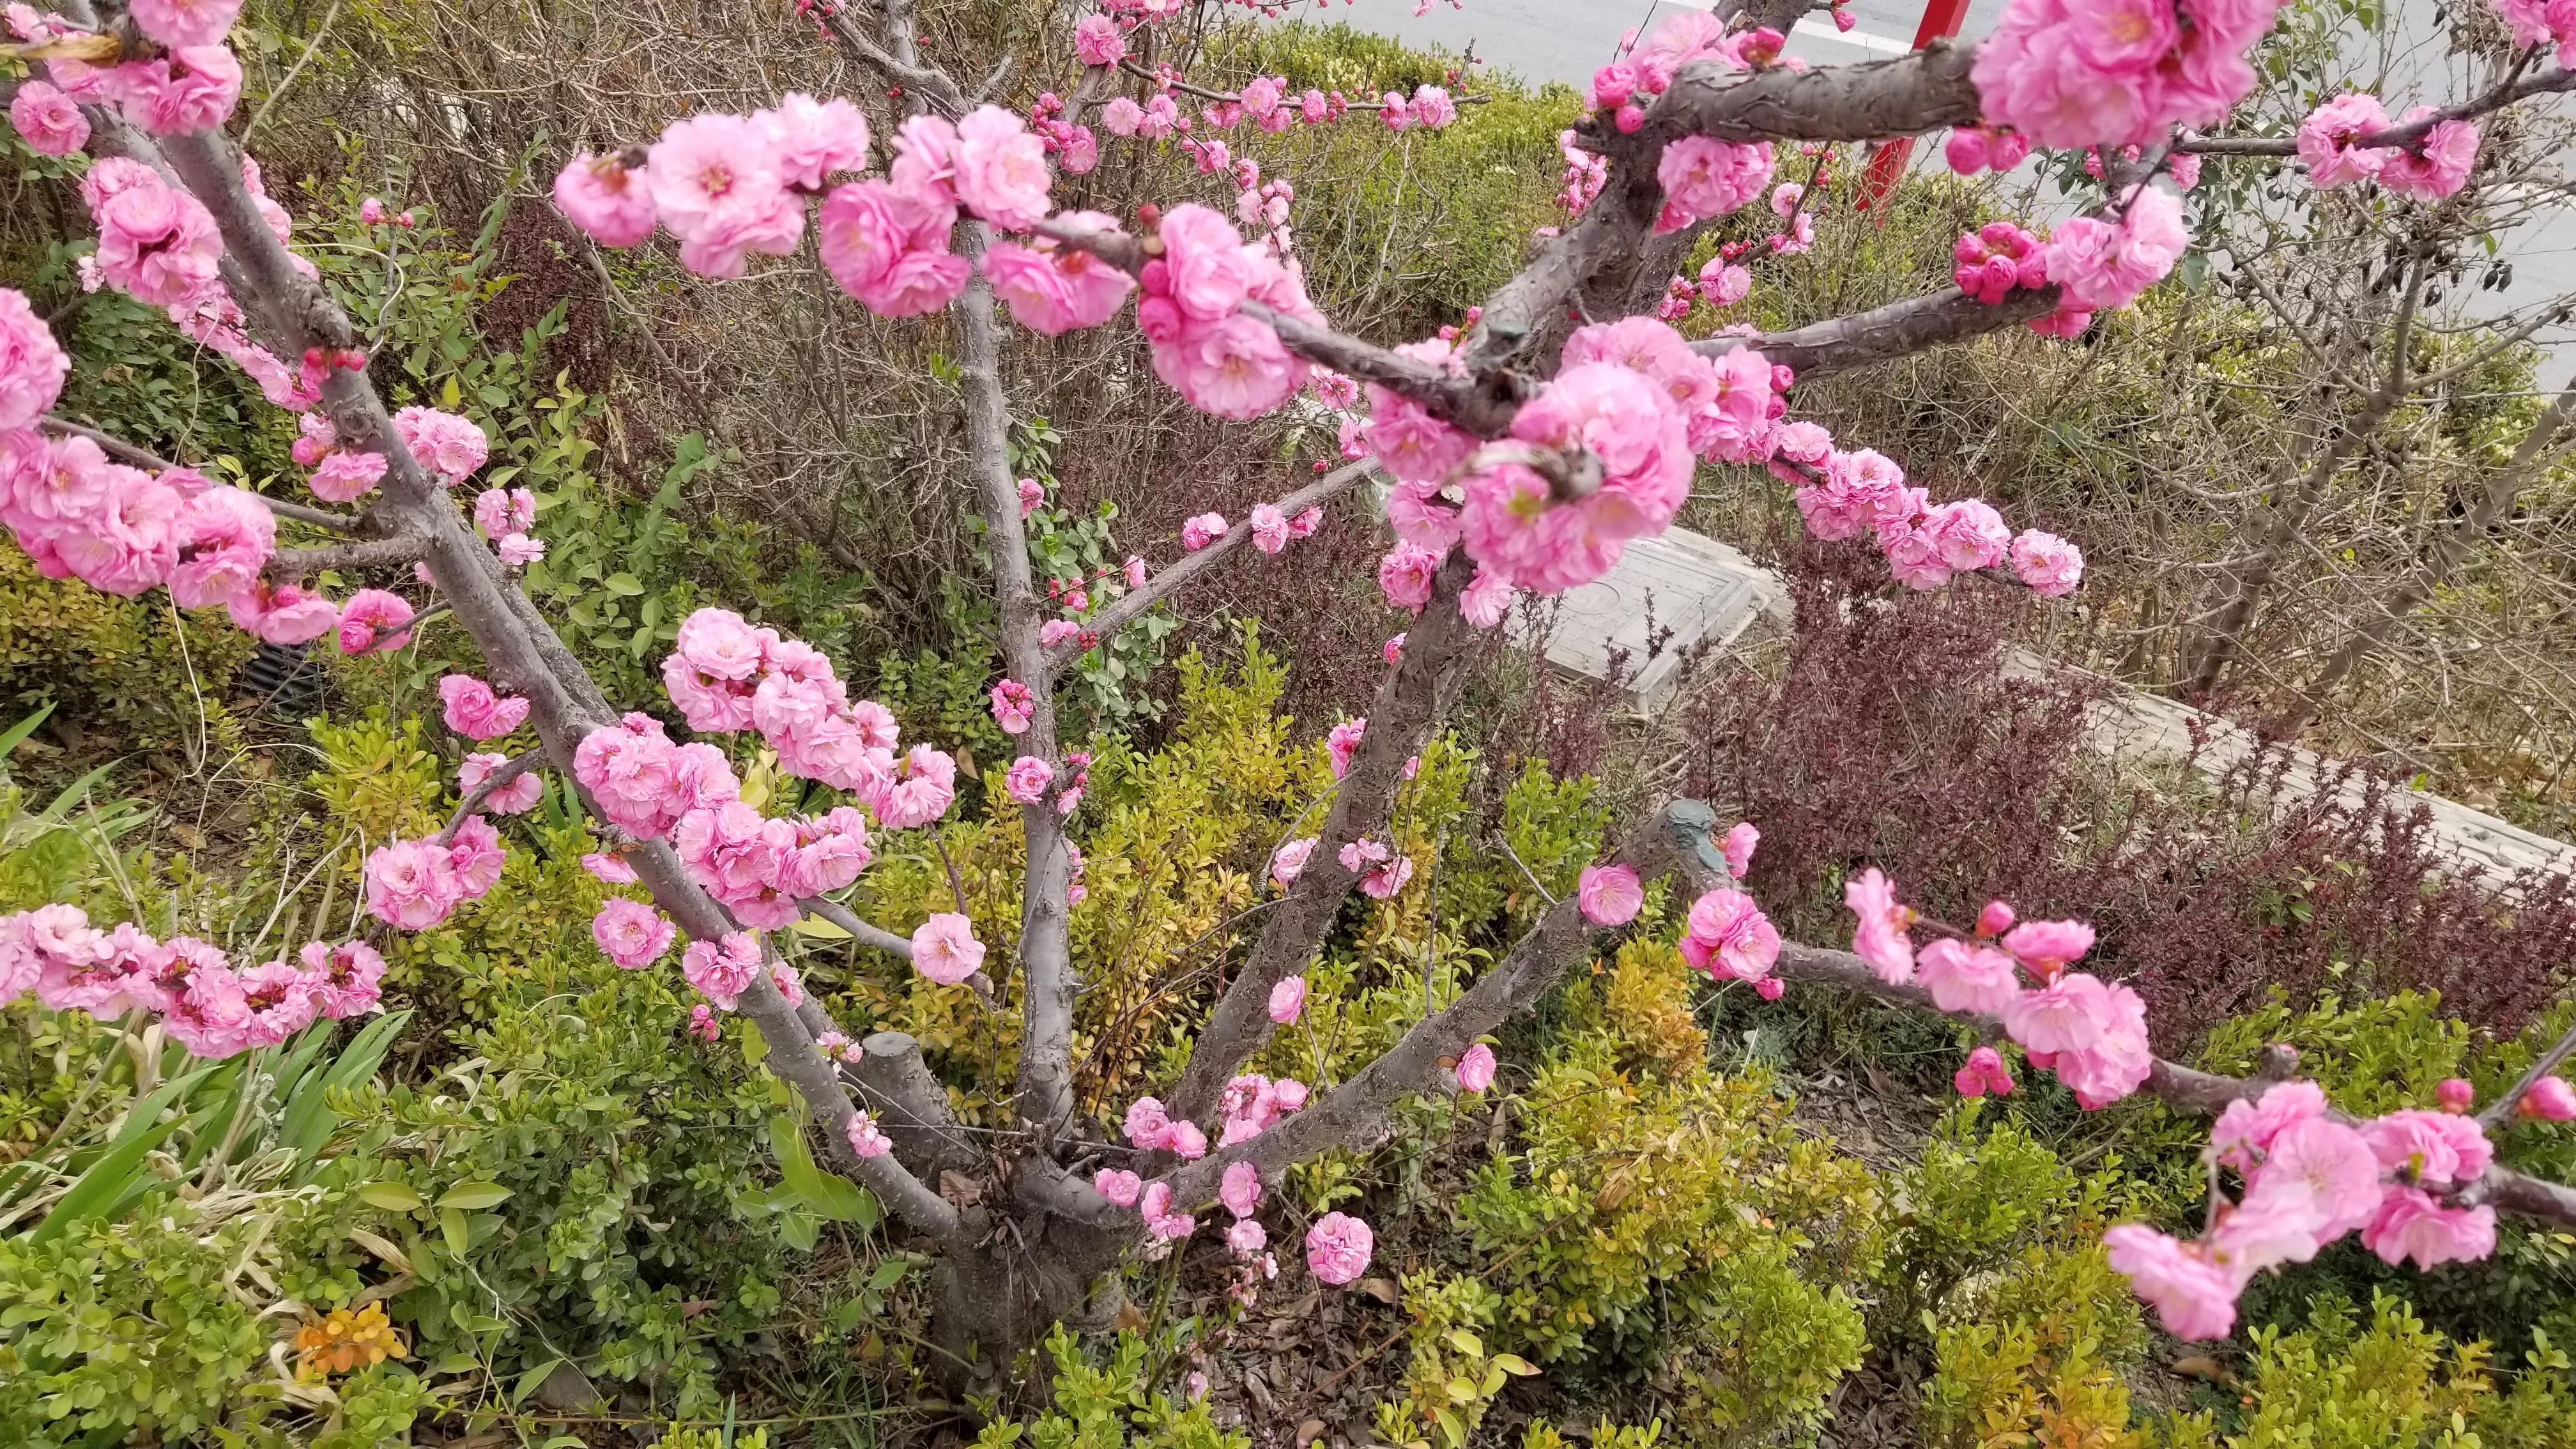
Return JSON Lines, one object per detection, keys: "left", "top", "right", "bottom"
{"left": 1687, "top": 537, "right": 2576, "bottom": 1048}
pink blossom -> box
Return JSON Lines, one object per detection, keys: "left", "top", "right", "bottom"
{"left": 1101, "top": 96, "right": 1144, "bottom": 136}
{"left": 647, "top": 112, "right": 801, "bottom": 277}
{"left": 950, "top": 105, "right": 1052, "bottom": 229}
{"left": 1167, "top": 1120, "right": 1209, "bottom": 1159}
{"left": 1124, "top": 555, "right": 1149, "bottom": 589}
{"left": 1577, "top": 863, "right": 1643, "bottom": 926}
{"left": 1220, "top": 1160, "right": 1262, "bottom": 1217}
{"left": 2001, "top": 918, "right": 2094, "bottom": 974}
{"left": 2436, "top": 1077, "right": 2476, "bottom": 1114}
{"left": 496, "top": 532, "right": 544, "bottom": 567}
{"left": 686, "top": 1004, "right": 720, "bottom": 1041}
{"left": 448, "top": 815, "right": 505, "bottom": 899}
{"left": 2212, "top": 1080, "right": 2329, "bottom": 1170}
{"left": 1455, "top": 1041, "right": 1497, "bottom": 1092}
{"left": 1460, "top": 567, "right": 1514, "bottom": 629}
{"left": 1843, "top": 868, "right": 1914, "bottom": 983}
{"left": 1954, "top": 1045, "right": 2016, "bottom": 1097}
{"left": 307, "top": 449, "right": 387, "bottom": 503}
{"left": 816, "top": 180, "right": 965, "bottom": 317}
{"left": 333, "top": 588, "right": 413, "bottom": 654}
{"left": 455, "top": 751, "right": 540, "bottom": 815}
{"left": 1269, "top": 838, "right": 1316, "bottom": 891}
{"left": 1382, "top": 633, "right": 1406, "bottom": 664}
{"left": 129, "top": 0, "right": 241, "bottom": 47}
{"left": 2051, "top": 979, "right": 2153, "bottom": 1107}
{"left": 991, "top": 677, "right": 1036, "bottom": 733}
{"left": 2363, "top": 1187, "right": 2496, "bottom": 1269}
{"left": 2296, "top": 93, "right": 2393, "bottom": 188}
{"left": 296, "top": 939, "right": 385, "bottom": 1018}
{"left": 1094, "top": 1169, "right": 1144, "bottom": 1206}
{"left": 2520, "top": 1077, "right": 2576, "bottom": 1121}
{"left": 364, "top": 838, "right": 464, "bottom": 930}
{"left": 1721, "top": 822, "right": 1758, "bottom": 878}
{"left": 680, "top": 930, "right": 762, "bottom": 1009}
{"left": 1917, "top": 939, "right": 2023, "bottom": 1015}
{"left": 2011, "top": 530, "right": 2085, "bottom": 595}
{"left": 1004, "top": 754, "right": 1055, "bottom": 805}
{"left": 233, "top": 956, "right": 321, "bottom": 1046}
{"left": 2103, "top": 1225, "right": 2238, "bottom": 1340}
{"left": 2044, "top": 185, "right": 2187, "bottom": 313}
{"left": 2251, "top": 1117, "right": 2387, "bottom": 1240}
{"left": 1654, "top": 135, "right": 1775, "bottom": 232}
{"left": 226, "top": 578, "right": 341, "bottom": 645}
{"left": 873, "top": 744, "right": 957, "bottom": 829}
{"left": 983, "top": 214, "right": 1137, "bottom": 334}
{"left": 473, "top": 486, "right": 535, "bottom": 539}
{"left": 1250, "top": 502, "right": 1290, "bottom": 554}
{"left": 553, "top": 153, "right": 657, "bottom": 248}
{"left": 1377, "top": 542, "right": 1441, "bottom": 611}
{"left": 2002, "top": 969, "right": 2112, "bottom": 1055}
{"left": 167, "top": 485, "right": 274, "bottom": 609}
{"left": 6, "top": 79, "right": 86, "bottom": 157}
{"left": 1227, "top": 1218, "right": 1268, "bottom": 1256}
{"left": 2379, "top": 111, "right": 2480, "bottom": 200}
{"left": 390, "top": 407, "right": 489, "bottom": 485}
{"left": 592, "top": 898, "right": 675, "bottom": 969}
{"left": 1699, "top": 259, "right": 1752, "bottom": 307}
{"left": 1040, "top": 619, "right": 1081, "bottom": 648}
{"left": 439, "top": 674, "right": 530, "bottom": 740}
{"left": 107, "top": 44, "right": 242, "bottom": 136}
{"left": 1326, "top": 717, "right": 1366, "bottom": 779}
{"left": 1459, "top": 361, "right": 1692, "bottom": 594}
{"left": 1181, "top": 512, "right": 1227, "bottom": 550}
{"left": 1073, "top": 13, "right": 1127, "bottom": 65}
{"left": 1305, "top": 1211, "right": 1374, "bottom": 1284}
{"left": 1922, "top": 499, "right": 2012, "bottom": 572}
{"left": 583, "top": 852, "right": 638, "bottom": 885}
{"left": 910, "top": 911, "right": 985, "bottom": 985}
{"left": 760, "top": 92, "right": 871, "bottom": 190}
{"left": 89, "top": 169, "right": 223, "bottom": 308}
{"left": 1268, "top": 974, "right": 1307, "bottom": 1023}
{"left": 1364, "top": 384, "right": 1476, "bottom": 486}
{"left": 1337, "top": 837, "right": 1416, "bottom": 899}
{"left": 2361, "top": 1108, "right": 2493, "bottom": 1186}
{"left": 1153, "top": 203, "right": 1260, "bottom": 321}
{"left": 845, "top": 1110, "right": 894, "bottom": 1158}
{"left": 1142, "top": 309, "right": 1304, "bottom": 418}
{"left": 1681, "top": 887, "right": 1782, "bottom": 982}
{"left": 1124, "top": 1096, "right": 1174, "bottom": 1151}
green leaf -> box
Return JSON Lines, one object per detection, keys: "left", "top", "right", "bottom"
{"left": 27, "top": 1069, "right": 211, "bottom": 1245}
{"left": 1444, "top": 1330, "right": 1483, "bottom": 1358}
{"left": 0, "top": 702, "right": 56, "bottom": 760}
{"left": 440, "top": 1206, "right": 471, "bottom": 1255}
{"left": 603, "top": 572, "right": 643, "bottom": 596}
{"left": 1489, "top": 1353, "right": 1539, "bottom": 1377}
{"left": 1436, "top": 1407, "right": 1468, "bottom": 1448}
{"left": 439, "top": 1181, "right": 512, "bottom": 1211}
{"left": 360, "top": 1181, "right": 425, "bottom": 1212}
{"left": 868, "top": 1256, "right": 912, "bottom": 1291}
{"left": 511, "top": 1359, "right": 561, "bottom": 1407}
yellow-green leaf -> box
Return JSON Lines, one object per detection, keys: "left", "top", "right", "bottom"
{"left": 793, "top": 914, "right": 854, "bottom": 940}
{"left": 1444, "top": 1329, "right": 1483, "bottom": 1358}
{"left": 438, "top": 1181, "right": 512, "bottom": 1211}
{"left": 359, "top": 1181, "right": 424, "bottom": 1212}
{"left": 1443, "top": 1377, "right": 1477, "bottom": 1404}
{"left": 1489, "top": 1353, "right": 1539, "bottom": 1377}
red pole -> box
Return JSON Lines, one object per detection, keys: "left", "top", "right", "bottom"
{"left": 1851, "top": 0, "right": 1976, "bottom": 215}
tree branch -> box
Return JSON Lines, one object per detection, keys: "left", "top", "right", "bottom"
{"left": 1698, "top": 282, "right": 2063, "bottom": 377}
{"left": 948, "top": 224, "right": 1080, "bottom": 1143}
{"left": 268, "top": 532, "right": 431, "bottom": 578}
{"left": 135, "top": 112, "right": 968, "bottom": 1245}
{"left": 1165, "top": 551, "right": 1480, "bottom": 1124}
{"left": 799, "top": 895, "right": 919, "bottom": 958}
{"left": 1041, "top": 458, "right": 1383, "bottom": 675}
{"left": 435, "top": 744, "right": 544, "bottom": 845}
{"left": 2179, "top": 66, "right": 2576, "bottom": 156}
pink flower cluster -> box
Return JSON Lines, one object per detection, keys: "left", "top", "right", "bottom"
{"left": 1124, "top": 1094, "right": 1210, "bottom": 1160}
{"left": 1338, "top": 837, "right": 1416, "bottom": 899}
{"left": 1970, "top": 0, "right": 2282, "bottom": 150}
{"left": 1137, "top": 204, "right": 1322, "bottom": 419}
{"left": 82, "top": 157, "right": 224, "bottom": 309}
{"left": 1577, "top": 863, "right": 1644, "bottom": 925}
{"left": 6, "top": 6, "right": 245, "bottom": 142}
{"left": 1953, "top": 222, "right": 2048, "bottom": 304}
{"left": 1790, "top": 440, "right": 2080, "bottom": 595}
{"left": 592, "top": 897, "right": 677, "bottom": 969}
{"left": 1944, "top": 125, "right": 2034, "bottom": 175}
{"left": 2039, "top": 184, "right": 2188, "bottom": 333}
{"left": 1, "top": 426, "right": 282, "bottom": 614}
{"left": 1305, "top": 1210, "right": 1374, "bottom": 1284}
{"left": 391, "top": 406, "right": 490, "bottom": 487}
{"left": 2108, "top": 1082, "right": 2501, "bottom": 1338}
{"left": 1680, "top": 887, "right": 1783, "bottom": 992}
{"left": 2492, "top": 0, "right": 2576, "bottom": 75}
{"left": 363, "top": 818, "right": 505, "bottom": 931}
{"left": 2294, "top": 94, "right": 2480, "bottom": 199}
{"left": 982, "top": 211, "right": 1137, "bottom": 334}
{"left": 1588, "top": 13, "right": 1782, "bottom": 135}
{"left": 1377, "top": 318, "right": 1772, "bottom": 595}
{"left": 1, "top": 905, "right": 381, "bottom": 1059}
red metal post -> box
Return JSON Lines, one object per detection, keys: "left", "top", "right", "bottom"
{"left": 1851, "top": 0, "right": 1976, "bottom": 215}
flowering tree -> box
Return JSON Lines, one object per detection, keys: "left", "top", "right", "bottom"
{"left": 6, "top": 0, "right": 2576, "bottom": 1387}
